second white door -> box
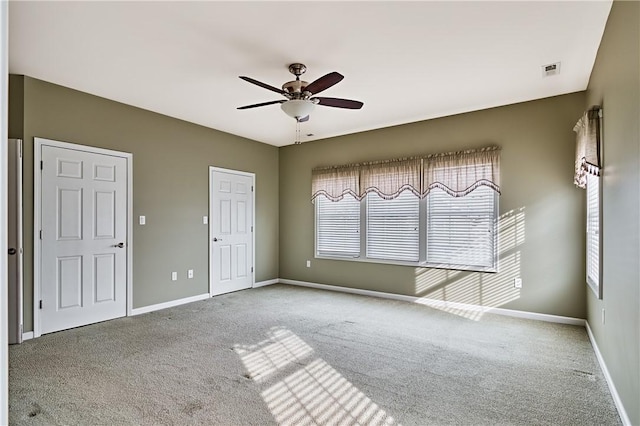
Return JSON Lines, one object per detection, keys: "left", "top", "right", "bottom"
{"left": 210, "top": 168, "right": 254, "bottom": 296}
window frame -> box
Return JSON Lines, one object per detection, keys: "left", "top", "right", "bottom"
{"left": 314, "top": 189, "right": 499, "bottom": 273}
{"left": 586, "top": 173, "right": 602, "bottom": 299}
{"left": 314, "top": 193, "right": 361, "bottom": 259}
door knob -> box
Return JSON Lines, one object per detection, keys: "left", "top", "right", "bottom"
{"left": 114, "top": 242, "right": 125, "bottom": 248}
{"left": 8, "top": 248, "right": 16, "bottom": 255}
{"left": 213, "top": 237, "right": 222, "bottom": 242}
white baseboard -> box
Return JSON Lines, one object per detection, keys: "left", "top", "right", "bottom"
{"left": 585, "top": 322, "right": 631, "bottom": 426}
{"left": 253, "top": 278, "right": 279, "bottom": 288}
{"left": 278, "top": 278, "right": 585, "bottom": 326}
{"left": 130, "top": 293, "right": 210, "bottom": 316}
{"left": 22, "top": 331, "right": 34, "bottom": 341}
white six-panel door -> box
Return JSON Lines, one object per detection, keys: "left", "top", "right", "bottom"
{"left": 210, "top": 168, "right": 254, "bottom": 296}
{"left": 40, "top": 144, "right": 128, "bottom": 334}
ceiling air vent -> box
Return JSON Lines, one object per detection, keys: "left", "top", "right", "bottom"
{"left": 542, "top": 62, "right": 561, "bottom": 77}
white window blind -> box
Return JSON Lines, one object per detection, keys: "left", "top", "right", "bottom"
{"left": 316, "top": 194, "right": 360, "bottom": 257}
{"left": 366, "top": 191, "right": 419, "bottom": 262}
{"left": 426, "top": 186, "right": 496, "bottom": 269}
{"left": 586, "top": 173, "right": 600, "bottom": 291}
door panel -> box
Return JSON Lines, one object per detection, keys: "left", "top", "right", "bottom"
{"left": 58, "top": 256, "right": 82, "bottom": 309}
{"left": 58, "top": 187, "right": 83, "bottom": 240}
{"left": 95, "top": 191, "right": 115, "bottom": 238}
{"left": 210, "top": 169, "right": 254, "bottom": 296}
{"left": 94, "top": 253, "right": 116, "bottom": 303}
{"left": 41, "top": 145, "right": 128, "bottom": 334}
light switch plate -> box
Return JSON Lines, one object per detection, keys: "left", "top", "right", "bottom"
{"left": 139, "top": 215, "right": 146, "bottom": 225}
{"left": 188, "top": 269, "right": 194, "bottom": 279}
{"left": 203, "top": 216, "right": 208, "bottom": 225}
{"left": 171, "top": 272, "right": 177, "bottom": 281}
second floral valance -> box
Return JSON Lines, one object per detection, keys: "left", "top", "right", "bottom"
{"left": 574, "top": 106, "right": 602, "bottom": 189}
{"left": 311, "top": 146, "right": 501, "bottom": 201}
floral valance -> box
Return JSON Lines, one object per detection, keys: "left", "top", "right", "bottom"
{"left": 574, "top": 106, "right": 602, "bottom": 189}
{"left": 310, "top": 164, "right": 360, "bottom": 202}
{"left": 360, "top": 158, "right": 422, "bottom": 199}
{"left": 423, "top": 147, "right": 500, "bottom": 197}
{"left": 311, "top": 146, "right": 501, "bottom": 202}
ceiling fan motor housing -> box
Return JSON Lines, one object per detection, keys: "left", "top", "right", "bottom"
{"left": 282, "top": 80, "right": 310, "bottom": 98}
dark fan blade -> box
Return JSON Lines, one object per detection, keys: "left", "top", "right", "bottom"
{"left": 237, "top": 100, "right": 285, "bottom": 110}
{"left": 297, "top": 115, "right": 310, "bottom": 123}
{"left": 314, "top": 97, "right": 364, "bottom": 109}
{"left": 304, "top": 72, "right": 344, "bottom": 95}
{"left": 239, "top": 76, "right": 287, "bottom": 95}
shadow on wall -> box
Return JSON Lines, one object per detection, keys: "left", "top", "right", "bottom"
{"left": 414, "top": 207, "right": 526, "bottom": 321}
{"left": 234, "top": 327, "right": 398, "bottom": 425}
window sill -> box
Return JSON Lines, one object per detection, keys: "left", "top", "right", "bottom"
{"left": 314, "top": 254, "right": 497, "bottom": 273}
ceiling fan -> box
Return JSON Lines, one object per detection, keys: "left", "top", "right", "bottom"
{"left": 237, "top": 63, "right": 364, "bottom": 122}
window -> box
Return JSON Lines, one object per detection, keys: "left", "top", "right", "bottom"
{"left": 315, "top": 187, "right": 498, "bottom": 272}
{"left": 367, "top": 191, "right": 419, "bottom": 262}
{"left": 316, "top": 194, "right": 360, "bottom": 258}
{"left": 426, "top": 186, "right": 496, "bottom": 270}
{"left": 586, "top": 173, "right": 601, "bottom": 297}
{"left": 311, "top": 147, "right": 500, "bottom": 272}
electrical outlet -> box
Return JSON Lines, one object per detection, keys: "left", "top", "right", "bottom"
{"left": 188, "top": 269, "right": 194, "bottom": 279}
{"left": 306, "top": 260, "right": 311, "bottom": 268}
{"left": 203, "top": 216, "right": 208, "bottom": 225}
{"left": 171, "top": 271, "right": 177, "bottom": 281}
{"left": 139, "top": 215, "right": 146, "bottom": 225}
{"left": 514, "top": 278, "right": 522, "bottom": 289}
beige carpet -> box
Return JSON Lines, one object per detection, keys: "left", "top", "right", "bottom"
{"left": 9, "top": 284, "right": 621, "bottom": 425}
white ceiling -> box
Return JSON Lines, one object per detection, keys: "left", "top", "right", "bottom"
{"left": 9, "top": 1, "right": 612, "bottom": 147}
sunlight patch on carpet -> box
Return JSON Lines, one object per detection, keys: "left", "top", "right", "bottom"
{"left": 262, "top": 358, "right": 397, "bottom": 426}
{"left": 234, "top": 327, "right": 314, "bottom": 382}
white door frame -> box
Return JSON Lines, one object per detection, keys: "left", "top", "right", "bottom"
{"left": 208, "top": 166, "right": 255, "bottom": 297}
{"left": 8, "top": 139, "right": 23, "bottom": 344}
{"left": 1, "top": 1, "right": 9, "bottom": 421}
{"left": 33, "top": 137, "right": 133, "bottom": 338}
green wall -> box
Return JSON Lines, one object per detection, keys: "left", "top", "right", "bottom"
{"left": 280, "top": 93, "right": 586, "bottom": 319}
{"left": 9, "top": 76, "right": 280, "bottom": 332}
{"left": 585, "top": 0, "right": 640, "bottom": 423}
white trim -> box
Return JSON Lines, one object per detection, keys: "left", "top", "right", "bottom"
{"left": 126, "top": 152, "right": 134, "bottom": 316}
{"left": 208, "top": 166, "right": 256, "bottom": 297}
{"left": 279, "top": 278, "right": 586, "bottom": 326}
{"left": 585, "top": 322, "right": 631, "bottom": 426}
{"left": 33, "top": 137, "right": 133, "bottom": 337}
{"left": 22, "top": 332, "right": 34, "bottom": 342}
{"left": 1, "top": 2, "right": 9, "bottom": 422}
{"left": 254, "top": 278, "right": 279, "bottom": 288}
{"left": 130, "top": 293, "right": 210, "bottom": 316}
{"left": 8, "top": 139, "right": 24, "bottom": 344}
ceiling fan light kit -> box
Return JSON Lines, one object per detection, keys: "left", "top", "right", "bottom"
{"left": 281, "top": 99, "right": 316, "bottom": 120}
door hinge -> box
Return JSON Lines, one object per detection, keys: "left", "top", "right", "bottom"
{"left": 39, "top": 300, "right": 42, "bottom": 309}
{"left": 251, "top": 226, "right": 253, "bottom": 232}
{"left": 39, "top": 230, "right": 42, "bottom": 240}
{"left": 251, "top": 267, "right": 254, "bottom": 273}
{"left": 251, "top": 186, "right": 254, "bottom": 192}
{"left": 40, "top": 160, "right": 43, "bottom": 170}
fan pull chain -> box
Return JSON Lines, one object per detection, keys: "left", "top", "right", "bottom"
{"left": 295, "top": 120, "right": 301, "bottom": 145}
